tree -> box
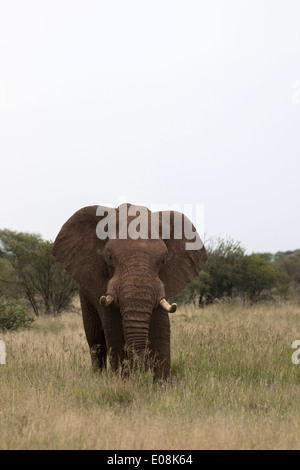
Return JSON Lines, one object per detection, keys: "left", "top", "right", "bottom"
{"left": 202, "top": 237, "right": 246, "bottom": 301}
{"left": 237, "top": 254, "right": 287, "bottom": 302}
{"left": 172, "top": 237, "right": 290, "bottom": 305}
{"left": 0, "top": 257, "right": 21, "bottom": 299}
{"left": 0, "top": 229, "right": 77, "bottom": 315}
{"left": 172, "top": 237, "right": 246, "bottom": 305}
{"left": 274, "top": 250, "right": 300, "bottom": 299}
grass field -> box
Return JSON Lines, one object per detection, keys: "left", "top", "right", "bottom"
{"left": 1, "top": 299, "right": 300, "bottom": 450}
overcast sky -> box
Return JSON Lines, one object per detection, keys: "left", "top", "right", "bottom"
{"left": 0, "top": 0, "right": 299, "bottom": 253}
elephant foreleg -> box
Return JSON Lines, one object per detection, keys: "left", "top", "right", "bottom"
{"left": 79, "top": 290, "right": 107, "bottom": 371}
{"left": 148, "top": 307, "right": 171, "bottom": 381}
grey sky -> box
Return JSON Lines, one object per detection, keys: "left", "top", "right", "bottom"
{"left": 0, "top": 0, "right": 299, "bottom": 253}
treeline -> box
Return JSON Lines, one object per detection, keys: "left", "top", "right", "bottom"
{"left": 172, "top": 238, "right": 300, "bottom": 306}
{"left": 0, "top": 229, "right": 77, "bottom": 320}
{"left": 1, "top": 230, "right": 299, "bottom": 325}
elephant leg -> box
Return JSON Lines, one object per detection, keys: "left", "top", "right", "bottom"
{"left": 148, "top": 307, "right": 171, "bottom": 381}
{"left": 79, "top": 290, "right": 107, "bottom": 371}
{"left": 98, "top": 306, "right": 125, "bottom": 373}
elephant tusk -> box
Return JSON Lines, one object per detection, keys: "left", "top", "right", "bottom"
{"left": 100, "top": 294, "right": 114, "bottom": 307}
{"left": 160, "top": 298, "right": 177, "bottom": 313}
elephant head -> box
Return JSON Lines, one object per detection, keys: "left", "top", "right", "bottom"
{"left": 52, "top": 203, "right": 207, "bottom": 378}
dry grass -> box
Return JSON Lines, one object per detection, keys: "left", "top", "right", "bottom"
{"left": 1, "top": 299, "right": 300, "bottom": 449}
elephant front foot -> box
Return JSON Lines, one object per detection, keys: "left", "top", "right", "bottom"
{"left": 90, "top": 344, "right": 107, "bottom": 371}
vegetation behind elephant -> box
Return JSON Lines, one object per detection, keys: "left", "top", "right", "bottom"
{"left": 52, "top": 203, "right": 207, "bottom": 380}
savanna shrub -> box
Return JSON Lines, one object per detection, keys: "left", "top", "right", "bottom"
{"left": 0, "top": 302, "right": 35, "bottom": 331}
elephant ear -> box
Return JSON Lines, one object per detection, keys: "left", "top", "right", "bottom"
{"left": 52, "top": 206, "right": 110, "bottom": 299}
{"left": 156, "top": 210, "right": 207, "bottom": 298}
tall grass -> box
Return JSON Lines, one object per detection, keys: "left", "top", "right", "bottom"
{"left": 0, "top": 300, "right": 300, "bottom": 449}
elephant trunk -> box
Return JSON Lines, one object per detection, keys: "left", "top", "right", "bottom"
{"left": 117, "top": 271, "right": 161, "bottom": 365}
{"left": 122, "top": 310, "right": 151, "bottom": 363}
{"left": 119, "top": 291, "right": 153, "bottom": 355}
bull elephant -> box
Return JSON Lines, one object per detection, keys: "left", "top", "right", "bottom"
{"left": 52, "top": 203, "right": 207, "bottom": 380}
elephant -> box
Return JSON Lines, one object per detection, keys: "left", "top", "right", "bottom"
{"left": 52, "top": 203, "right": 207, "bottom": 380}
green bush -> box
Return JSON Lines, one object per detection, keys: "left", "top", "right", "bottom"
{"left": 0, "top": 302, "right": 35, "bottom": 331}
{"left": 0, "top": 229, "right": 78, "bottom": 315}
{"left": 172, "top": 237, "right": 290, "bottom": 305}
